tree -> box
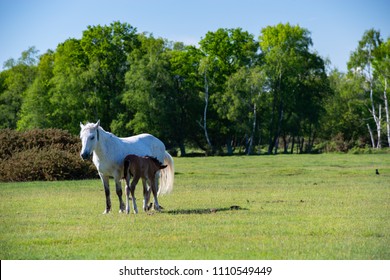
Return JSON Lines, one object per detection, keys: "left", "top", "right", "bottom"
{"left": 0, "top": 47, "right": 38, "bottom": 129}
{"left": 169, "top": 44, "right": 204, "bottom": 155}
{"left": 373, "top": 38, "right": 390, "bottom": 147}
{"left": 291, "top": 51, "right": 329, "bottom": 153}
{"left": 49, "top": 38, "right": 90, "bottom": 133}
{"left": 199, "top": 28, "right": 258, "bottom": 154}
{"left": 321, "top": 70, "right": 368, "bottom": 150}
{"left": 80, "top": 21, "right": 138, "bottom": 129}
{"left": 121, "top": 35, "right": 175, "bottom": 140}
{"left": 17, "top": 51, "right": 55, "bottom": 130}
{"left": 348, "top": 29, "right": 383, "bottom": 148}
{"left": 224, "top": 66, "right": 268, "bottom": 154}
{"left": 198, "top": 56, "right": 215, "bottom": 153}
{"left": 258, "top": 23, "right": 327, "bottom": 154}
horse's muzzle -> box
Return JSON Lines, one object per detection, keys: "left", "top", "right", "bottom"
{"left": 80, "top": 151, "right": 92, "bottom": 160}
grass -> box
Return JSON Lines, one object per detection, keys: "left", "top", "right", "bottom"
{"left": 0, "top": 154, "right": 389, "bottom": 260}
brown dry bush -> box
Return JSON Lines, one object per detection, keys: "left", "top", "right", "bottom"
{"left": 0, "top": 129, "right": 97, "bottom": 181}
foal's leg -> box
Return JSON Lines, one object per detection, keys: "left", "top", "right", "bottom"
{"left": 125, "top": 175, "right": 131, "bottom": 214}
{"left": 142, "top": 178, "right": 152, "bottom": 211}
{"left": 155, "top": 170, "right": 161, "bottom": 194}
{"left": 114, "top": 176, "right": 125, "bottom": 213}
{"left": 130, "top": 175, "right": 140, "bottom": 214}
{"left": 100, "top": 175, "right": 111, "bottom": 214}
{"left": 150, "top": 177, "right": 161, "bottom": 211}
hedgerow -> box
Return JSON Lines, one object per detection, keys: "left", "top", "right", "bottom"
{"left": 0, "top": 129, "right": 97, "bottom": 181}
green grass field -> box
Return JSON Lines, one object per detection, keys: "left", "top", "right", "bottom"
{"left": 0, "top": 154, "right": 389, "bottom": 259}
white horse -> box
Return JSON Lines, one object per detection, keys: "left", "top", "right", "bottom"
{"left": 79, "top": 120, "right": 174, "bottom": 214}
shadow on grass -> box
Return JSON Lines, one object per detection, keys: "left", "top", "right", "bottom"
{"left": 165, "top": 205, "right": 248, "bottom": 215}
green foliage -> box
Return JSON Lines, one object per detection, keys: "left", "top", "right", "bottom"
{"left": 80, "top": 21, "right": 138, "bottom": 129}
{"left": 0, "top": 129, "right": 96, "bottom": 181}
{"left": 0, "top": 47, "right": 38, "bottom": 129}
{"left": 122, "top": 35, "right": 173, "bottom": 136}
{"left": 198, "top": 28, "right": 259, "bottom": 153}
{"left": 321, "top": 70, "right": 368, "bottom": 144}
{"left": 17, "top": 51, "right": 55, "bottom": 130}
{"left": 0, "top": 22, "right": 389, "bottom": 153}
{"left": 258, "top": 23, "right": 329, "bottom": 154}
{"left": 0, "top": 155, "right": 389, "bottom": 259}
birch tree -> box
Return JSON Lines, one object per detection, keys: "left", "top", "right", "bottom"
{"left": 198, "top": 56, "right": 214, "bottom": 154}
{"left": 224, "top": 66, "right": 268, "bottom": 154}
{"left": 373, "top": 39, "right": 390, "bottom": 147}
{"left": 348, "top": 29, "right": 383, "bottom": 148}
{"left": 199, "top": 28, "right": 258, "bottom": 154}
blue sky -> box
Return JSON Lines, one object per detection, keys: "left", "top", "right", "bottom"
{"left": 1, "top": 0, "right": 389, "bottom": 72}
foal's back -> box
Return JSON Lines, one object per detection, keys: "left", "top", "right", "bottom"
{"left": 124, "top": 154, "right": 166, "bottom": 180}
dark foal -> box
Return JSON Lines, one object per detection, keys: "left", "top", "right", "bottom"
{"left": 123, "top": 154, "right": 167, "bottom": 214}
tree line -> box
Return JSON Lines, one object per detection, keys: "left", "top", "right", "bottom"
{"left": 1, "top": 21, "right": 389, "bottom": 155}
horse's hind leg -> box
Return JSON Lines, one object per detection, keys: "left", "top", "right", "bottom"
{"left": 100, "top": 175, "right": 111, "bottom": 214}
{"left": 115, "top": 177, "right": 125, "bottom": 213}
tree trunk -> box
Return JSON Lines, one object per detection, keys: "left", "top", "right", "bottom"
{"left": 273, "top": 102, "right": 284, "bottom": 155}
{"left": 299, "top": 137, "right": 304, "bottom": 154}
{"left": 247, "top": 103, "right": 257, "bottom": 155}
{"left": 257, "top": 131, "right": 262, "bottom": 155}
{"left": 201, "top": 71, "right": 213, "bottom": 153}
{"left": 290, "top": 136, "right": 295, "bottom": 154}
{"left": 282, "top": 134, "right": 289, "bottom": 154}
{"left": 178, "top": 141, "right": 186, "bottom": 157}
{"left": 367, "top": 123, "right": 375, "bottom": 148}
{"left": 377, "top": 104, "right": 382, "bottom": 148}
{"left": 267, "top": 95, "right": 276, "bottom": 155}
{"left": 226, "top": 137, "right": 233, "bottom": 155}
{"left": 383, "top": 78, "right": 390, "bottom": 147}
{"left": 367, "top": 61, "right": 381, "bottom": 148}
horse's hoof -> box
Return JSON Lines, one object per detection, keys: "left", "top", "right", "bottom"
{"left": 102, "top": 209, "right": 111, "bottom": 214}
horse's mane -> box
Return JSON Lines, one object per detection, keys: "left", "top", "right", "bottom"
{"left": 145, "top": 156, "right": 164, "bottom": 167}
{"left": 81, "top": 123, "right": 115, "bottom": 138}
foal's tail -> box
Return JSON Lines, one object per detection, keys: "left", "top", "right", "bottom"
{"left": 158, "top": 151, "right": 174, "bottom": 195}
{"left": 123, "top": 159, "right": 130, "bottom": 179}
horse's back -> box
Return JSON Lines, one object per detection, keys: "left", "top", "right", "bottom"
{"left": 120, "top": 133, "right": 165, "bottom": 162}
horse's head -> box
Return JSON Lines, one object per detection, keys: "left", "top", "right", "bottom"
{"left": 79, "top": 120, "right": 100, "bottom": 160}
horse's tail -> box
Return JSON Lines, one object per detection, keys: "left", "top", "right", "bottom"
{"left": 158, "top": 151, "right": 174, "bottom": 195}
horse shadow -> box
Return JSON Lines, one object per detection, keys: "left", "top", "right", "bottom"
{"left": 165, "top": 205, "right": 248, "bottom": 215}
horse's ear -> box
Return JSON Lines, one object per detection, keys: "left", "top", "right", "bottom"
{"left": 96, "top": 120, "right": 100, "bottom": 127}
{"left": 80, "top": 122, "right": 84, "bottom": 129}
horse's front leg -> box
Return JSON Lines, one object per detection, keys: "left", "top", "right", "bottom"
{"left": 114, "top": 177, "right": 125, "bottom": 213}
{"left": 100, "top": 175, "right": 111, "bottom": 214}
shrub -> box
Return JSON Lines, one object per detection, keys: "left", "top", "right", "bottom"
{"left": 0, "top": 129, "right": 97, "bottom": 181}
